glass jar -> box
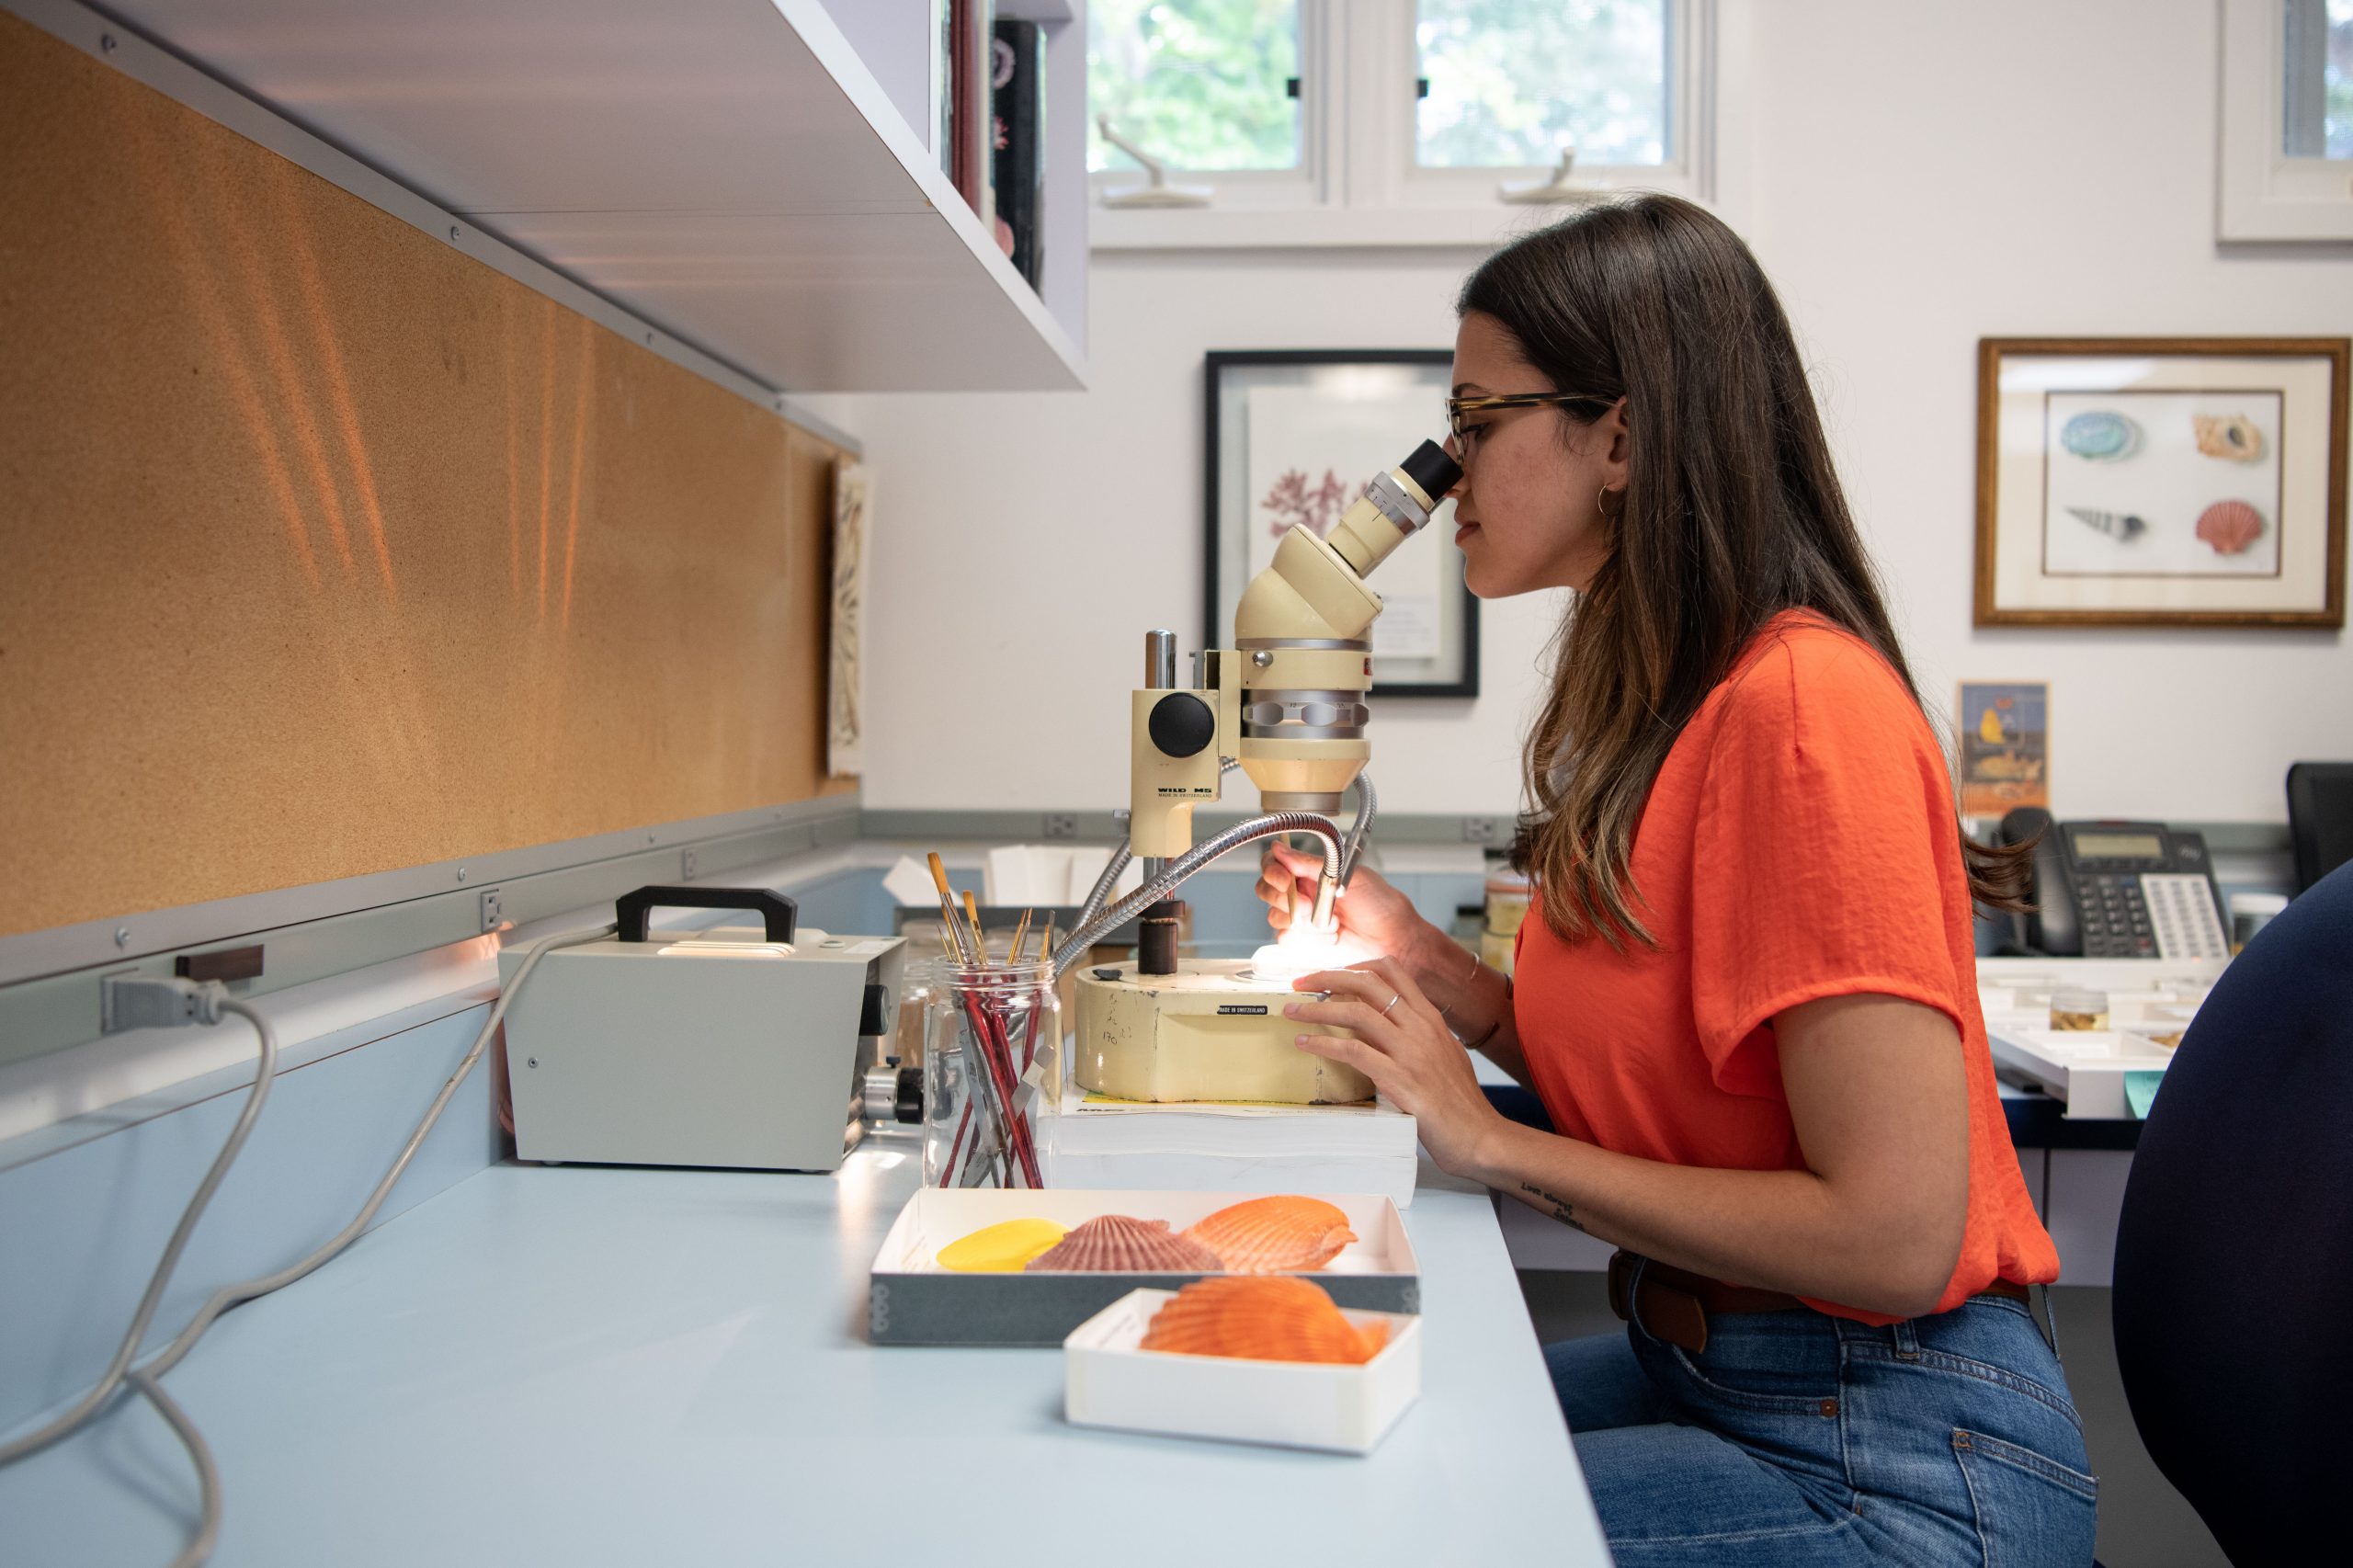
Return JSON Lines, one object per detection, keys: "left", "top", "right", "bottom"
{"left": 2049, "top": 984, "right": 2110, "bottom": 1031}
{"left": 2227, "top": 892, "right": 2288, "bottom": 955}
{"left": 1483, "top": 867, "right": 1532, "bottom": 938}
{"left": 921, "top": 959, "right": 1057, "bottom": 1188}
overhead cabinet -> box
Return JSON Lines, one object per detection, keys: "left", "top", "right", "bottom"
{"left": 89, "top": 0, "right": 1087, "bottom": 392}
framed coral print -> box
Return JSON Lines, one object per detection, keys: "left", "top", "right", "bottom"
{"left": 1206, "top": 350, "right": 1477, "bottom": 698}
{"left": 1974, "top": 337, "right": 2348, "bottom": 627}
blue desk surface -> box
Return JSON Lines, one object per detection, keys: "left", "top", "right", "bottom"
{"left": 3, "top": 1151, "right": 1608, "bottom": 1566}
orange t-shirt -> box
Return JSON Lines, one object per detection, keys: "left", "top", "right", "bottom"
{"left": 1513, "top": 610, "right": 2058, "bottom": 1323}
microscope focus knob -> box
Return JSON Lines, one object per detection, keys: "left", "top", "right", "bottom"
{"left": 1147, "top": 691, "right": 1216, "bottom": 757}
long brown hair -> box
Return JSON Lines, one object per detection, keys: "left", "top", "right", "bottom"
{"left": 1461, "top": 195, "right": 2029, "bottom": 947}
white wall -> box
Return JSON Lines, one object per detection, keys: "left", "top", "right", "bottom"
{"left": 810, "top": 0, "right": 2353, "bottom": 824}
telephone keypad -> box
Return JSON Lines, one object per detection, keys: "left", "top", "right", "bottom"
{"left": 2086, "top": 873, "right": 2157, "bottom": 958}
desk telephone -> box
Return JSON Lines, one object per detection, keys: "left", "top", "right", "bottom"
{"left": 1995, "top": 809, "right": 2229, "bottom": 960}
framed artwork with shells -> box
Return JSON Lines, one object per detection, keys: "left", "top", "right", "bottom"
{"left": 1974, "top": 337, "right": 2347, "bottom": 627}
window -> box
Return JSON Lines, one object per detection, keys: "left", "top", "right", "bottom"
{"left": 1415, "top": 0, "right": 1669, "bottom": 170}
{"left": 1088, "top": 0, "right": 1717, "bottom": 247}
{"left": 2220, "top": 0, "right": 2353, "bottom": 239}
{"left": 2280, "top": 0, "right": 2352, "bottom": 159}
{"left": 1087, "top": 0, "right": 1303, "bottom": 173}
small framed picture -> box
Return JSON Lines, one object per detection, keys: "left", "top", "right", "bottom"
{"left": 1974, "top": 337, "right": 2348, "bottom": 627}
{"left": 1205, "top": 350, "right": 1476, "bottom": 698}
{"left": 1955, "top": 681, "right": 2049, "bottom": 821}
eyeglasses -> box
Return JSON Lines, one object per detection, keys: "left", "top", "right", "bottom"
{"left": 1445, "top": 392, "right": 1619, "bottom": 459}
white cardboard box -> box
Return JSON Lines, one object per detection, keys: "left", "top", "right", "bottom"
{"left": 1063, "top": 1287, "right": 1423, "bottom": 1454}
{"left": 1035, "top": 1088, "right": 1421, "bottom": 1208}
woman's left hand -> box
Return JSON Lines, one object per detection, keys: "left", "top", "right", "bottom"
{"left": 1287, "top": 957, "right": 1509, "bottom": 1176}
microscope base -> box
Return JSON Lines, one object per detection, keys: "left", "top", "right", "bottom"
{"left": 1069, "top": 960, "right": 1375, "bottom": 1105}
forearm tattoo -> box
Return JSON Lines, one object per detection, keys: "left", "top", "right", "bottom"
{"left": 1520, "top": 1182, "right": 1587, "bottom": 1233}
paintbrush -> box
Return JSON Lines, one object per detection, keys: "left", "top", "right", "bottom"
{"left": 961, "top": 890, "right": 986, "bottom": 964}
{"left": 926, "top": 851, "right": 995, "bottom": 1181}
{"left": 1018, "top": 917, "right": 1055, "bottom": 1074}
{"left": 925, "top": 853, "right": 1040, "bottom": 1185}
{"left": 925, "top": 853, "right": 974, "bottom": 965}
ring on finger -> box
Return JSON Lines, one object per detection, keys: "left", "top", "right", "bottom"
{"left": 1379, "top": 991, "right": 1402, "bottom": 1018}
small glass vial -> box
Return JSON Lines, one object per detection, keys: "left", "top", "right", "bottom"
{"left": 2049, "top": 984, "right": 2110, "bottom": 1032}
{"left": 921, "top": 959, "right": 1057, "bottom": 1188}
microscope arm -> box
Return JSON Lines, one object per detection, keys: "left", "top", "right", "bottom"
{"left": 1051, "top": 812, "right": 1346, "bottom": 973}
{"left": 1068, "top": 765, "right": 1378, "bottom": 961}
{"left": 1110, "top": 441, "right": 1459, "bottom": 971}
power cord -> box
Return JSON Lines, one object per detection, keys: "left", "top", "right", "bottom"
{"left": 0, "top": 982, "right": 276, "bottom": 1468}
{"left": 129, "top": 1369, "right": 221, "bottom": 1568}
{"left": 0, "top": 921, "right": 616, "bottom": 1565}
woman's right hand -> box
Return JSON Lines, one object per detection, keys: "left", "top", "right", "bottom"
{"left": 1256, "top": 841, "right": 1441, "bottom": 963}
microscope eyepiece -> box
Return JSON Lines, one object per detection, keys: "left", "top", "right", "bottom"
{"left": 1400, "top": 438, "right": 1462, "bottom": 504}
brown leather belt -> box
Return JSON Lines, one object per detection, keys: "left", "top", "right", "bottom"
{"left": 1606, "top": 1250, "right": 2030, "bottom": 1354}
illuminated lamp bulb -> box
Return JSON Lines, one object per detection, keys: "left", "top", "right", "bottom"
{"left": 1245, "top": 922, "right": 1381, "bottom": 983}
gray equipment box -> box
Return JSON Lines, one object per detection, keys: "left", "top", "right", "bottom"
{"left": 502, "top": 886, "right": 905, "bottom": 1172}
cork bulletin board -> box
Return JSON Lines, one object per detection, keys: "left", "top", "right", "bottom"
{"left": 0, "top": 13, "right": 855, "bottom": 942}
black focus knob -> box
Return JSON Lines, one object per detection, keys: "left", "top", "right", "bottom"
{"left": 1147, "top": 691, "right": 1216, "bottom": 757}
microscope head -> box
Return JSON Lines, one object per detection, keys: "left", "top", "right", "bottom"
{"left": 1126, "top": 439, "right": 1460, "bottom": 858}
{"left": 1233, "top": 439, "right": 1461, "bottom": 813}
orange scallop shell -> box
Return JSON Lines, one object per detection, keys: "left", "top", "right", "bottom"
{"left": 1138, "top": 1276, "right": 1387, "bottom": 1364}
{"left": 2195, "top": 500, "right": 2265, "bottom": 556}
{"left": 1025, "top": 1214, "right": 1222, "bottom": 1273}
{"left": 1181, "top": 1196, "right": 1357, "bottom": 1274}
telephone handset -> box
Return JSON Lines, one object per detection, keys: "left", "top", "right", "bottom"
{"left": 1995, "top": 808, "right": 2230, "bottom": 960}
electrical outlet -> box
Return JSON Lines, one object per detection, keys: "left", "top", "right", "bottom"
{"left": 1042, "top": 812, "right": 1078, "bottom": 840}
{"left": 478, "top": 889, "right": 504, "bottom": 933}
{"left": 681, "top": 846, "right": 699, "bottom": 880}
{"left": 1461, "top": 816, "right": 1499, "bottom": 844}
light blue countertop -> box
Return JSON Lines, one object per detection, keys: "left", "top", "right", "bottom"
{"left": 3, "top": 1149, "right": 1609, "bottom": 1566}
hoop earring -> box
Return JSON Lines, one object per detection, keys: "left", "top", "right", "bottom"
{"left": 1597, "top": 484, "right": 1624, "bottom": 519}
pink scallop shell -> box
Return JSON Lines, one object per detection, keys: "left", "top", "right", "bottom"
{"left": 1024, "top": 1214, "right": 1222, "bottom": 1273}
{"left": 2195, "top": 500, "right": 2264, "bottom": 556}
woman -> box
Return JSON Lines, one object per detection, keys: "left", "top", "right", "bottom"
{"left": 1257, "top": 196, "right": 2094, "bottom": 1565}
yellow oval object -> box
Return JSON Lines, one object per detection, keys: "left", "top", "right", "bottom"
{"left": 936, "top": 1218, "right": 1069, "bottom": 1273}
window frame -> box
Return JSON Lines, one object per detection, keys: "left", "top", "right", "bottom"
{"left": 2218, "top": 0, "right": 2353, "bottom": 241}
{"left": 1090, "top": 0, "right": 1725, "bottom": 249}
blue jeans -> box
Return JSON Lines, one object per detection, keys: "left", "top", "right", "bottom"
{"left": 1549, "top": 1272, "right": 2097, "bottom": 1565}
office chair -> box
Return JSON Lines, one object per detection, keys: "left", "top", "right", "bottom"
{"left": 2286, "top": 760, "right": 2353, "bottom": 892}
{"left": 2109, "top": 859, "right": 2353, "bottom": 1562}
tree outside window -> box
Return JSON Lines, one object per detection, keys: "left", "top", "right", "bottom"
{"left": 1088, "top": 0, "right": 1302, "bottom": 173}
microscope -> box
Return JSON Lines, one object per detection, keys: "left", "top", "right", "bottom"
{"left": 1047, "top": 439, "right": 1462, "bottom": 1105}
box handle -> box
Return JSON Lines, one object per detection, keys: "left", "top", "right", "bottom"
{"left": 614, "top": 885, "right": 799, "bottom": 945}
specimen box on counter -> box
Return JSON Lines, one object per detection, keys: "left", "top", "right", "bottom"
{"left": 1063, "top": 1287, "right": 1423, "bottom": 1455}
{"left": 867, "top": 1187, "right": 1419, "bottom": 1346}
{"left": 1032, "top": 1087, "right": 1421, "bottom": 1208}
